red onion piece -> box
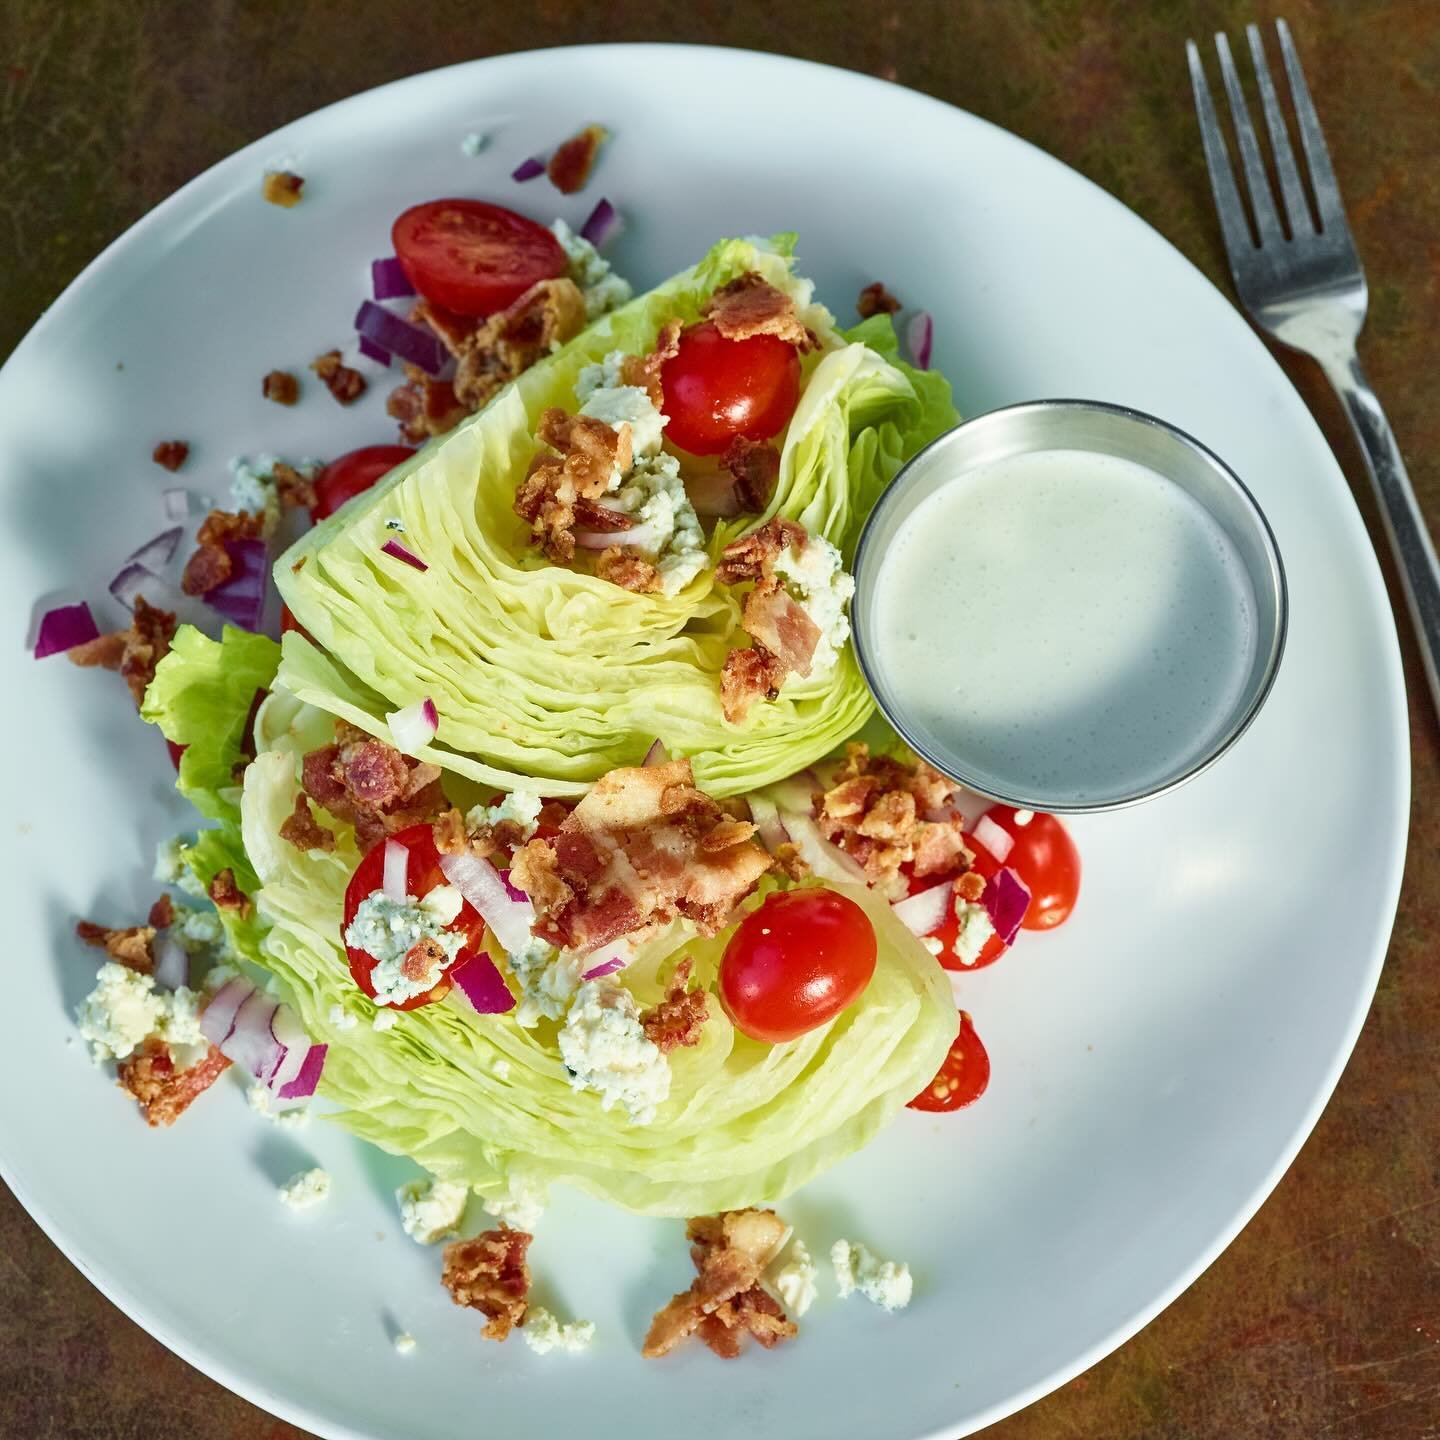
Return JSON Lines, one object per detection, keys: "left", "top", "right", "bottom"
{"left": 268, "top": 1004, "right": 313, "bottom": 1090}
{"left": 496, "top": 868, "right": 528, "bottom": 904}
{"left": 511, "top": 156, "right": 544, "bottom": 181}
{"left": 357, "top": 334, "right": 392, "bottom": 367}
{"left": 220, "top": 991, "right": 282, "bottom": 1078}
{"left": 107, "top": 564, "right": 218, "bottom": 633}
{"left": 206, "top": 538, "right": 269, "bottom": 632}
{"left": 382, "top": 839, "right": 409, "bottom": 901}
{"left": 382, "top": 538, "right": 428, "bottom": 572}
{"left": 439, "top": 852, "right": 536, "bottom": 956}
{"left": 685, "top": 470, "right": 744, "bottom": 519}
{"left": 125, "top": 526, "right": 183, "bottom": 574}
{"left": 371, "top": 256, "right": 416, "bottom": 300}
{"left": 906, "top": 311, "right": 933, "bottom": 370}
{"left": 33, "top": 601, "right": 99, "bottom": 658}
{"left": 982, "top": 867, "right": 1031, "bottom": 947}
{"left": 892, "top": 882, "right": 951, "bottom": 938}
{"left": 200, "top": 977, "right": 253, "bottom": 1048}
{"left": 387, "top": 697, "right": 438, "bottom": 753}
{"left": 781, "top": 812, "right": 869, "bottom": 886}
{"left": 276, "top": 1043, "right": 327, "bottom": 1100}
{"left": 354, "top": 299, "right": 447, "bottom": 376}
{"left": 972, "top": 814, "right": 1013, "bottom": 864}
{"left": 573, "top": 518, "right": 668, "bottom": 552}
{"left": 582, "top": 954, "right": 628, "bottom": 981}
{"left": 747, "top": 795, "right": 789, "bottom": 853}
{"left": 642, "top": 740, "right": 670, "bottom": 768}
{"left": 151, "top": 932, "right": 189, "bottom": 990}
{"left": 449, "top": 952, "right": 516, "bottom": 1014}
{"left": 579, "top": 197, "right": 621, "bottom": 248}
{"left": 162, "top": 487, "right": 198, "bottom": 521}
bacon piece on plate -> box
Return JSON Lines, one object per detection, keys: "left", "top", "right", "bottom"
{"left": 441, "top": 1226, "right": 532, "bottom": 1341}
{"left": 741, "top": 579, "right": 820, "bottom": 678}
{"left": 595, "top": 547, "right": 661, "bottom": 594}
{"left": 67, "top": 594, "right": 177, "bottom": 707}
{"left": 152, "top": 440, "right": 189, "bottom": 471}
{"left": 619, "top": 319, "right": 682, "bottom": 410}
{"left": 514, "top": 406, "right": 631, "bottom": 564}
{"left": 76, "top": 920, "right": 155, "bottom": 974}
{"left": 262, "top": 370, "right": 300, "bottom": 406}
{"left": 856, "top": 281, "right": 901, "bottom": 318}
{"left": 546, "top": 124, "right": 608, "bottom": 194}
{"left": 715, "top": 517, "right": 808, "bottom": 586}
{"left": 279, "top": 792, "right": 335, "bottom": 853}
{"left": 720, "top": 436, "right": 781, "bottom": 514}
{"left": 311, "top": 349, "right": 367, "bottom": 405}
{"left": 117, "top": 1038, "right": 231, "bottom": 1127}
{"left": 387, "top": 364, "right": 468, "bottom": 443}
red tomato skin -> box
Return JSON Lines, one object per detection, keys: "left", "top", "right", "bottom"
{"left": 341, "top": 824, "right": 484, "bottom": 1010}
{"left": 660, "top": 322, "right": 802, "bottom": 456}
{"left": 311, "top": 445, "right": 416, "bottom": 521}
{"left": 165, "top": 739, "right": 186, "bottom": 771}
{"left": 719, "top": 889, "right": 877, "bottom": 1044}
{"left": 908, "top": 1011, "right": 990, "bottom": 1112}
{"left": 973, "top": 807, "right": 1081, "bottom": 931}
{"left": 902, "top": 871, "right": 1005, "bottom": 972}
{"left": 392, "top": 200, "right": 568, "bottom": 318}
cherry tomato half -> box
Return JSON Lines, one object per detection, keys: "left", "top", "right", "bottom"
{"left": 660, "top": 321, "right": 802, "bottom": 456}
{"left": 908, "top": 870, "right": 1006, "bottom": 972}
{"left": 392, "top": 199, "right": 568, "bottom": 318}
{"left": 341, "top": 823, "right": 485, "bottom": 1010}
{"left": 719, "top": 889, "right": 877, "bottom": 1044}
{"left": 909, "top": 1011, "right": 990, "bottom": 1112}
{"left": 311, "top": 445, "right": 416, "bottom": 521}
{"left": 971, "top": 807, "right": 1081, "bottom": 931}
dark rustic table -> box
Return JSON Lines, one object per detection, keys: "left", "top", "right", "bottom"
{"left": 3, "top": 2, "right": 1437, "bottom": 1436}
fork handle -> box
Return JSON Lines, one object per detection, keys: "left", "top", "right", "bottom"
{"left": 1321, "top": 351, "right": 1440, "bottom": 718}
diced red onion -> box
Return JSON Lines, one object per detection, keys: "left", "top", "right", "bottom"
{"left": 449, "top": 952, "right": 516, "bottom": 1014}
{"left": 382, "top": 839, "right": 409, "bottom": 900}
{"left": 276, "top": 1043, "right": 327, "bottom": 1100}
{"left": 200, "top": 977, "right": 252, "bottom": 1048}
{"left": 972, "top": 814, "right": 1013, "bottom": 864}
{"left": 220, "top": 990, "right": 282, "bottom": 1078}
{"left": 746, "top": 794, "right": 789, "bottom": 853}
{"left": 573, "top": 518, "right": 668, "bottom": 552}
{"left": 382, "top": 538, "right": 428, "bottom": 571}
{"left": 33, "top": 601, "right": 99, "bottom": 658}
{"left": 386, "top": 697, "right": 438, "bottom": 754}
{"left": 125, "top": 526, "right": 183, "bottom": 574}
{"left": 496, "top": 868, "right": 528, "bottom": 904}
{"left": 582, "top": 949, "right": 629, "bottom": 981}
{"left": 267, "top": 1004, "right": 313, "bottom": 1090}
{"left": 439, "top": 852, "right": 536, "bottom": 956}
{"left": 579, "top": 197, "right": 621, "bottom": 248}
{"left": 982, "top": 866, "right": 1031, "bottom": 947}
{"left": 371, "top": 256, "right": 416, "bottom": 300}
{"left": 206, "top": 538, "right": 269, "bottom": 632}
{"left": 162, "top": 487, "right": 197, "bottom": 521}
{"left": 511, "top": 156, "right": 544, "bottom": 181}
{"left": 685, "top": 470, "right": 744, "bottom": 519}
{"left": 354, "top": 299, "right": 447, "bottom": 376}
{"left": 358, "top": 334, "right": 392, "bottom": 367}
{"left": 892, "top": 881, "right": 952, "bottom": 937}
{"left": 106, "top": 567, "right": 220, "bottom": 635}
{"left": 151, "top": 932, "right": 189, "bottom": 990}
{"left": 906, "top": 310, "right": 933, "bottom": 370}
{"left": 642, "top": 740, "right": 670, "bottom": 768}
{"left": 781, "top": 812, "right": 869, "bottom": 886}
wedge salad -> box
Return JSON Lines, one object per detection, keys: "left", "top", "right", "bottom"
{"left": 40, "top": 171, "right": 1081, "bottom": 1359}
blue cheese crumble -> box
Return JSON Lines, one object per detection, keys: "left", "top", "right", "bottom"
{"left": 278, "top": 1168, "right": 332, "bottom": 1210}
{"left": 773, "top": 533, "right": 856, "bottom": 677}
{"left": 830, "top": 1239, "right": 912, "bottom": 1312}
{"left": 343, "top": 890, "right": 466, "bottom": 1006}
{"left": 466, "top": 787, "right": 544, "bottom": 840}
{"left": 522, "top": 1307, "right": 594, "bottom": 1355}
{"left": 952, "top": 900, "right": 996, "bottom": 966}
{"left": 511, "top": 941, "right": 580, "bottom": 1027}
{"left": 154, "top": 835, "right": 207, "bottom": 898}
{"left": 770, "top": 1239, "right": 818, "bottom": 1317}
{"left": 397, "top": 1176, "right": 469, "bottom": 1244}
{"left": 229, "top": 454, "right": 321, "bottom": 539}
{"left": 557, "top": 979, "right": 670, "bottom": 1124}
{"left": 481, "top": 1172, "right": 548, "bottom": 1230}
{"left": 599, "top": 453, "right": 707, "bottom": 597}
{"left": 76, "top": 964, "right": 206, "bottom": 1065}
{"left": 551, "top": 219, "right": 632, "bottom": 321}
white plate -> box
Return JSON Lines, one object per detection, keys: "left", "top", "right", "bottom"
{"left": 0, "top": 44, "right": 1408, "bottom": 1440}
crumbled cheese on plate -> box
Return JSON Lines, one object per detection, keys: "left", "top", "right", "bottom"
{"left": 279, "top": 1168, "right": 332, "bottom": 1211}
{"left": 831, "top": 1239, "right": 912, "bottom": 1311}
{"left": 397, "top": 1177, "right": 469, "bottom": 1245}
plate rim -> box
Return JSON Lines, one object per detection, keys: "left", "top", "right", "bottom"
{"left": 0, "top": 40, "right": 1411, "bottom": 1440}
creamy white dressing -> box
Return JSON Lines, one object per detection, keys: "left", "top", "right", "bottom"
{"left": 871, "top": 449, "right": 1257, "bottom": 803}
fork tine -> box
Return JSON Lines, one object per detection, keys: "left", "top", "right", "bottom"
{"left": 1276, "top": 18, "right": 1349, "bottom": 233}
{"left": 1245, "top": 23, "right": 1312, "bottom": 237}
{"left": 1186, "top": 39, "right": 1255, "bottom": 263}
{"left": 1214, "top": 32, "right": 1283, "bottom": 244}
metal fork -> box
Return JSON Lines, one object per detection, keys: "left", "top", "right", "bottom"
{"left": 1188, "top": 19, "right": 1440, "bottom": 716}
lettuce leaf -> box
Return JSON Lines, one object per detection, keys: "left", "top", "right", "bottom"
{"left": 275, "top": 238, "right": 957, "bottom": 798}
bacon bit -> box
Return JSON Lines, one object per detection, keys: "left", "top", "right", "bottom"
{"left": 771, "top": 841, "right": 807, "bottom": 883}
{"left": 152, "top": 440, "right": 189, "bottom": 471}
{"left": 702, "top": 272, "right": 816, "bottom": 351}
{"left": 515, "top": 407, "right": 631, "bottom": 563}
{"left": 595, "top": 547, "right": 661, "bottom": 593}
{"left": 856, "top": 281, "right": 902, "bottom": 319}
{"left": 573, "top": 497, "right": 634, "bottom": 532}
{"left": 619, "top": 320, "right": 682, "bottom": 409}
{"left": 817, "top": 744, "right": 971, "bottom": 896}
{"left": 278, "top": 792, "right": 335, "bottom": 853}
{"left": 261, "top": 370, "right": 300, "bottom": 406}
{"left": 411, "top": 299, "right": 477, "bottom": 357}
{"left": 208, "top": 868, "right": 252, "bottom": 917}
{"left": 641, "top": 959, "right": 709, "bottom": 1054}
{"left": 642, "top": 1208, "right": 795, "bottom": 1360}
{"left": 76, "top": 920, "right": 154, "bottom": 974}
{"left": 546, "top": 124, "right": 608, "bottom": 194}
{"left": 311, "top": 349, "right": 367, "bottom": 405}
{"left": 719, "top": 643, "right": 790, "bottom": 724}
{"left": 387, "top": 364, "right": 468, "bottom": 443}
{"left": 302, "top": 721, "right": 448, "bottom": 850}
{"left": 401, "top": 936, "right": 447, "bottom": 983}
{"left": 117, "top": 1038, "right": 231, "bottom": 1127}
{"left": 66, "top": 594, "right": 177, "bottom": 707}
{"left": 741, "top": 579, "right": 820, "bottom": 678}
{"left": 716, "top": 517, "right": 808, "bottom": 585}
{"left": 454, "top": 278, "right": 587, "bottom": 411}
{"left": 511, "top": 759, "right": 770, "bottom": 952}
{"left": 271, "top": 461, "right": 317, "bottom": 512}
{"left": 441, "top": 1227, "right": 532, "bottom": 1341}
{"left": 262, "top": 170, "right": 304, "bottom": 207}
{"left": 720, "top": 436, "right": 781, "bottom": 514}
{"left": 181, "top": 509, "right": 264, "bottom": 597}
{"left": 954, "top": 869, "right": 986, "bottom": 903}
{"left": 147, "top": 894, "right": 174, "bottom": 930}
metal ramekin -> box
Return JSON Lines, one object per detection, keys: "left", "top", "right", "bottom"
{"left": 850, "top": 400, "right": 1288, "bottom": 813}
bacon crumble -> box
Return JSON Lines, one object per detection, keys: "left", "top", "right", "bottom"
{"left": 117, "top": 1038, "right": 231, "bottom": 1127}
{"left": 208, "top": 867, "right": 252, "bottom": 918}
{"left": 595, "top": 547, "right": 661, "bottom": 593}
{"left": 311, "top": 349, "right": 368, "bottom": 405}
{"left": 702, "top": 272, "right": 816, "bottom": 351}
{"left": 147, "top": 894, "right": 174, "bottom": 930}
{"left": 262, "top": 170, "right": 304, "bottom": 207}
{"left": 641, "top": 958, "right": 709, "bottom": 1054}
{"left": 856, "top": 281, "right": 902, "bottom": 319}
{"left": 181, "top": 509, "right": 264, "bottom": 597}
{"left": 278, "top": 792, "right": 335, "bottom": 852}
{"left": 261, "top": 369, "right": 300, "bottom": 405}
{"left": 271, "top": 460, "right": 317, "bottom": 512}
{"left": 387, "top": 364, "right": 468, "bottom": 442}
{"left": 514, "top": 407, "right": 630, "bottom": 563}
{"left": 454, "top": 279, "right": 587, "bottom": 411}
{"left": 546, "top": 123, "right": 608, "bottom": 194}
{"left": 441, "top": 1227, "right": 533, "bottom": 1341}
{"left": 301, "top": 720, "right": 448, "bottom": 850}
{"left": 618, "top": 319, "right": 682, "bottom": 409}
{"left": 76, "top": 919, "right": 154, "bottom": 973}
{"left": 151, "top": 440, "right": 189, "bottom": 471}
{"left": 720, "top": 436, "right": 781, "bottom": 514}
{"left": 66, "top": 594, "right": 177, "bottom": 707}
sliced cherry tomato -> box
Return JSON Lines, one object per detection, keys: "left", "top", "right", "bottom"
{"left": 660, "top": 321, "right": 802, "bottom": 456}
{"left": 971, "top": 806, "right": 1081, "bottom": 931}
{"left": 902, "top": 871, "right": 1006, "bottom": 972}
{"left": 908, "top": 1011, "right": 990, "bottom": 1112}
{"left": 392, "top": 199, "right": 568, "bottom": 318}
{"left": 341, "top": 823, "right": 485, "bottom": 1010}
{"left": 719, "top": 889, "right": 876, "bottom": 1044}
{"left": 311, "top": 445, "right": 416, "bottom": 521}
